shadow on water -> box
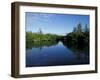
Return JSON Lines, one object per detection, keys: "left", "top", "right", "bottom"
{"left": 62, "top": 40, "right": 89, "bottom": 60}
{"left": 26, "top": 39, "right": 89, "bottom": 60}
{"left": 26, "top": 40, "right": 89, "bottom": 67}
{"left": 26, "top": 40, "right": 58, "bottom": 49}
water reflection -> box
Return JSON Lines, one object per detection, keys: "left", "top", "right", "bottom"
{"left": 62, "top": 41, "right": 89, "bottom": 60}
{"left": 26, "top": 40, "right": 58, "bottom": 49}
{"left": 26, "top": 41, "right": 89, "bottom": 67}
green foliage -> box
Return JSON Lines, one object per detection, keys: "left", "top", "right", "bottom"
{"left": 84, "top": 24, "right": 89, "bottom": 32}
{"left": 26, "top": 32, "right": 59, "bottom": 41}
{"left": 26, "top": 31, "right": 60, "bottom": 48}
{"left": 63, "top": 23, "right": 89, "bottom": 52}
{"left": 26, "top": 32, "right": 34, "bottom": 42}
{"left": 77, "top": 23, "right": 83, "bottom": 33}
{"left": 26, "top": 23, "right": 89, "bottom": 52}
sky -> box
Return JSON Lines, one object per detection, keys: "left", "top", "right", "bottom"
{"left": 25, "top": 12, "right": 89, "bottom": 35}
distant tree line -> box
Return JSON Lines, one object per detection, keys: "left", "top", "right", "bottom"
{"left": 26, "top": 31, "right": 60, "bottom": 48}
{"left": 26, "top": 32, "right": 60, "bottom": 42}
{"left": 26, "top": 23, "right": 89, "bottom": 51}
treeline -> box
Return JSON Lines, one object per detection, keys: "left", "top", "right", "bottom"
{"left": 26, "top": 23, "right": 89, "bottom": 51}
{"left": 63, "top": 23, "right": 89, "bottom": 51}
{"left": 26, "top": 32, "right": 60, "bottom": 42}
{"left": 26, "top": 32, "right": 60, "bottom": 48}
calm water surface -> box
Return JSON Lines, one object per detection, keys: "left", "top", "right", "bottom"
{"left": 26, "top": 41, "right": 89, "bottom": 67}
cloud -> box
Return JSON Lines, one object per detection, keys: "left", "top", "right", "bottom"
{"left": 26, "top": 12, "right": 55, "bottom": 23}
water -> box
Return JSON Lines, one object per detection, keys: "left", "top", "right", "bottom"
{"left": 26, "top": 41, "right": 89, "bottom": 67}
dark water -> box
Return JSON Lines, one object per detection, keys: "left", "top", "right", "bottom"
{"left": 26, "top": 41, "right": 89, "bottom": 67}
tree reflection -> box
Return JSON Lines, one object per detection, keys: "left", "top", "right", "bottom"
{"left": 26, "top": 40, "right": 58, "bottom": 49}
{"left": 62, "top": 41, "right": 89, "bottom": 60}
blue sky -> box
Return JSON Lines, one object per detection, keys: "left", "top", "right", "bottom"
{"left": 25, "top": 12, "right": 89, "bottom": 35}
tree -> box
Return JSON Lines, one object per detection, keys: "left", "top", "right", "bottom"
{"left": 72, "top": 23, "right": 83, "bottom": 34}
{"left": 73, "top": 27, "right": 77, "bottom": 32}
{"left": 77, "top": 23, "right": 83, "bottom": 33}
{"left": 38, "top": 28, "right": 43, "bottom": 34}
{"left": 84, "top": 24, "right": 89, "bottom": 33}
{"left": 26, "top": 32, "right": 34, "bottom": 41}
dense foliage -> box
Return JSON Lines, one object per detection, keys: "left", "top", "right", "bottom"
{"left": 26, "top": 23, "right": 89, "bottom": 52}
{"left": 26, "top": 32, "right": 59, "bottom": 42}
{"left": 26, "top": 31, "right": 60, "bottom": 48}
{"left": 62, "top": 23, "right": 89, "bottom": 55}
{"left": 64, "top": 23, "right": 89, "bottom": 46}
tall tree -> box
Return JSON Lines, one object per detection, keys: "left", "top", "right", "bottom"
{"left": 84, "top": 24, "right": 89, "bottom": 33}
{"left": 77, "top": 23, "right": 83, "bottom": 33}
{"left": 38, "top": 28, "right": 43, "bottom": 34}
{"left": 73, "top": 27, "right": 77, "bottom": 32}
